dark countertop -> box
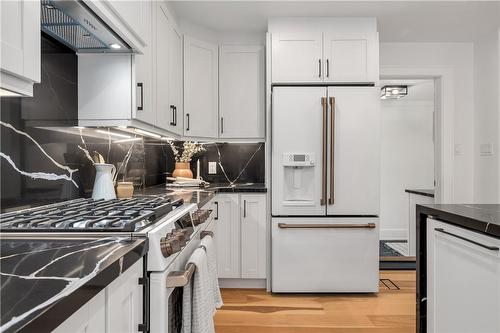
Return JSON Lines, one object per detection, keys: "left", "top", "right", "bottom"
{"left": 0, "top": 236, "right": 147, "bottom": 333}
{"left": 138, "top": 183, "right": 267, "bottom": 208}
{"left": 417, "top": 204, "right": 500, "bottom": 238}
{"left": 405, "top": 189, "right": 435, "bottom": 198}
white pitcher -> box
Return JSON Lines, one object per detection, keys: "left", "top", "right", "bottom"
{"left": 92, "top": 163, "right": 117, "bottom": 200}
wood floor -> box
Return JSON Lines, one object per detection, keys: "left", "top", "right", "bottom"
{"left": 214, "top": 270, "right": 416, "bottom": 333}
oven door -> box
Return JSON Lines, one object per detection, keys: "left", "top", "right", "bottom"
{"left": 149, "top": 231, "right": 202, "bottom": 333}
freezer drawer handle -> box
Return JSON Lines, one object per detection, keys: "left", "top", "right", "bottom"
{"left": 278, "top": 223, "right": 376, "bottom": 229}
{"left": 434, "top": 228, "right": 499, "bottom": 251}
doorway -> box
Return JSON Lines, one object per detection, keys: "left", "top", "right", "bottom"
{"left": 378, "top": 79, "right": 436, "bottom": 268}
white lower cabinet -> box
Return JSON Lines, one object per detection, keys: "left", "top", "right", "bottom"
{"left": 52, "top": 258, "right": 144, "bottom": 333}
{"left": 106, "top": 259, "right": 144, "bottom": 333}
{"left": 427, "top": 219, "right": 500, "bottom": 333}
{"left": 214, "top": 193, "right": 267, "bottom": 279}
{"left": 52, "top": 289, "right": 106, "bottom": 333}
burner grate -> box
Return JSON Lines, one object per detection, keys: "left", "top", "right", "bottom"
{"left": 0, "top": 197, "right": 174, "bottom": 232}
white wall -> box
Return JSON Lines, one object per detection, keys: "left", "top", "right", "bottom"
{"left": 380, "top": 43, "right": 475, "bottom": 203}
{"left": 380, "top": 80, "right": 435, "bottom": 239}
{"left": 473, "top": 30, "right": 500, "bottom": 204}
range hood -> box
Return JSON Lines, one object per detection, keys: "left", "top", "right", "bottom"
{"left": 40, "top": 0, "right": 131, "bottom": 53}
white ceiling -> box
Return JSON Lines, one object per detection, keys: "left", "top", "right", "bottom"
{"left": 168, "top": 1, "right": 500, "bottom": 42}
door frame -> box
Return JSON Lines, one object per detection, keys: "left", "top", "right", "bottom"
{"left": 380, "top": 65, "right": 455, "bottom": 204}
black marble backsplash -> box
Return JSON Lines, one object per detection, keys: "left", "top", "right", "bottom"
{"left": 0, "top": 35, "right": 265, "bottom": 213}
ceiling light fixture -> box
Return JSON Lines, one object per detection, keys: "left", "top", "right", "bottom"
{"left": 380, "top": 85, "right": 408, "bottom": 100}
{"left": 95, "top": 129, "right": 131, "bottom": 139}
{"left": 134, "top": 128, "right": 162, "bottom": 139}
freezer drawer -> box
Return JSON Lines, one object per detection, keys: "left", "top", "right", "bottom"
{"left": 271, "top": 217, "right": 379, "bottom": 293}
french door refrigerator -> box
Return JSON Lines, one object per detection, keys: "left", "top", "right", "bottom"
{"left": 271, "top": 86, "right": 380, "bottom": 292}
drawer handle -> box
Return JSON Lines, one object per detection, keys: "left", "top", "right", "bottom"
{"left": 278, "top": 223, "right": 376, "bottom": 229}
{"left": 434, "top": 228, "right": 499, "bottom": 251}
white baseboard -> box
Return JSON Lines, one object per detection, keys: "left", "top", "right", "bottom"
{"left": 380, "top": 228, "right": 408, "bottom": 241}
{"left": 219, "top": 278, "right": 266, "bottom": 289}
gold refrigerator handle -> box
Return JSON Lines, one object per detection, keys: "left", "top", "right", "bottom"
{"left": 329, "top": 97, "right": 335, "bottom": 205}
{"left": 321, "top": 97, "right": 327, "bottom": 206}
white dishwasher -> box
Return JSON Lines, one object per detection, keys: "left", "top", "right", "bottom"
{"left": 271, "top": 217, "right": 379, "bottom": 293}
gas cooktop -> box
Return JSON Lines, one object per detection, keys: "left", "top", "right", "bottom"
{"left": 0, "top": 196, "right": 183, "bottom": 232}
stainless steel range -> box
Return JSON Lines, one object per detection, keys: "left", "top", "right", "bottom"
{"left": 0, "top": 195, "right": 217, "bottom": 333}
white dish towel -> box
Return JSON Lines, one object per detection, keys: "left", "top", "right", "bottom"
{"left": 182, "top": 247, "right": 215, "bottom": 333}
{"left": 200, "top": 234, "right": 223, "bottom": 310}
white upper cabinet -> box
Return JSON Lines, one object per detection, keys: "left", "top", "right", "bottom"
{"left": 270, "top": 19, "right": 379, "bottom": 84}
{"left": 219, "top": 45, "right": 265, "bottom": 139}
{"left": 133, "top": 0, "right": 154, "bottom": 125}
{"left": 0, "top": 0, "right": 40, "bottom": 96}
{"left": 155, "top": 3, "right": 171, "bottom": 130}
{"left": 87, "top": 0, "right": 151, "bottom": 53}
{"left": 167, "top": 21, "right": 183, "bottom": 135}
{"left": 183, "top": 35, "right": 218, "bottom": 138}
{"left": 323, "top": 32, "right": 379, "bottom": 83}
{"left": 271, "top": 32, "right": 323, "bottom": 83}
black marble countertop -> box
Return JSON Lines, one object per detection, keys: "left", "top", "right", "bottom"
{"left": 138, "top": 183, "right": 267, "bottom": 208}
{"left": 417, "top": 204, "right": 500, "bottom": 238}
{"left": 405, "top": 189, "right": 435, "bottom": 198}
{"left": 204, "top": 183, "right": 267, "bottom": 193}
{"left": 0, "top": 236, "right": 148, "bottom": 333}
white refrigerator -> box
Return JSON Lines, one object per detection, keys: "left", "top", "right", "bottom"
{"left": 271, "top": 86, "right": 380, "bottom": 292}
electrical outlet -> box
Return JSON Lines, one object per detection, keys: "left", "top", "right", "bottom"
{"left": 208, "top": 162, "right": 217, "bottom": 174}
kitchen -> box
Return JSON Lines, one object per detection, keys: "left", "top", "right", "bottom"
{"left": 0, "top": 1, "right": 499, "bottom": 333}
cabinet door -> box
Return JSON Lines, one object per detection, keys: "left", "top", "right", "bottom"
{"left": 103, "top": 0, "right": 150, "bottom": 46}
{"left": 52, "top": 290, "right": 106, "bottom": 333}
{"left": 326, "top": 87, "right": 380, "bottom": 216}
{"left": 214, "top": 194, "right": 240, "bottom": 278}
{"left": 427, "top": 219, "right": 500, "bottom": 333}
{"left": 155, "top": 4, "right": 171, "bottom": 130}
{"left": 133, "top": 1, "right": 154, "bottom": 125}
{"left": 271, "top": 32, "right": 323, "bottom": 83}
{"left": 240, "top": 194, "right": 267, "bottom": 279}
{"left": 0, "top": 0, "right": 40, "bottom": 96}
{"left": 323, "top": 32, "right": 378, "bottom": 83}
{"left": 219, "top": 45, "right": 265, "bottom": 139}
{"left": 107, "top": 259, "right": 144, "bottom": 333}
{"left": 167, "top": 22, "right": 184, "bottom": 135}
{"left": 183, "top": 36, "right": 218, "bottom": 138}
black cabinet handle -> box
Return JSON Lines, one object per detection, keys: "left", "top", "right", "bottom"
{"left": 174, "top": 106, "right": 177, "bottom": 126}
{"left": 186, "top": 113, "right": 190, "bottom": 131}
{"left": 243, "top": 200, "right": 246, "bottom": 218}
{"left": 137, "top": 83, "right": 143, "bottom": 111}
{"left": 326, "top": 59, "right": 330, "bottom": 78}
{"left": 170, "top": 105, "right": 175, "bottom": 126}
{"left": 214, "top": 201, "right": 218, "bottom": 220}
{"left": 318, "top": 59, "right": 322, "bottom": 78}
{"left": 220, "top": 117, "right": 224, "bottom": 134}
{"left": 434, "top": 228, "right": 500, "bottom": 251}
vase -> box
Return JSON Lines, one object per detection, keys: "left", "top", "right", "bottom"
{"left": 172, "top": 162, "right": 193, "bottom": 179}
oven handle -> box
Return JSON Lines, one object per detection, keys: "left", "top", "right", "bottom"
{"left": 166, "top": 263, "right": 196, "bottom": 288}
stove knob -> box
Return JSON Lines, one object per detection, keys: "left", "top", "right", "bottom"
{"left": 160, "top": 237, "right": 181, "bottom": 257}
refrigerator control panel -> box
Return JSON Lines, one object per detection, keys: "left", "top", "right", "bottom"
{"left": 282, "top": 153, "right": 315, "bottom": 167}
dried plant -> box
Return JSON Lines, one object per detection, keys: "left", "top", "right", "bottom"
{"left": 167, "top": 141, "right": 205, "bottom": 163}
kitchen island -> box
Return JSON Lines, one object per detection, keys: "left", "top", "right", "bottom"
{"left": 416, "top": 204, "right": 500, "bottom": 333}
{"left": 0, "top": 236, "right": 147, "bottom": 333}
